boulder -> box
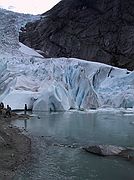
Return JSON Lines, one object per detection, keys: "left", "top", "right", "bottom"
{"left": 83, "top": 144, "right": 134, "bottom": 160}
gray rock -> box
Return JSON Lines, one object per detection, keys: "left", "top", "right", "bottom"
{"left": 0, "top": 135, "right": 7, "bottom": 147}
{"left": 20, "top": 0, "right": 134, "bottom": 70}
{"left": 83, "top": 145, "right": 126, "bottom": 156}
{"left": 83, "top": 144, "right": 134, "bottom": 160}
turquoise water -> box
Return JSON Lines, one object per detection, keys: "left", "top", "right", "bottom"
{"left": 13, "top": 110, "right": 134, "bottom": 180}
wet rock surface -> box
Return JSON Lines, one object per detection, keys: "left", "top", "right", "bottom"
{"left": 51, "top": 143, "right": 134, "bottom": 162}
{"left": 83, "top": 144, "right": 134, "bottom": 160}
{"left": 20, "top": 0, "right": 134, "bottom": 70}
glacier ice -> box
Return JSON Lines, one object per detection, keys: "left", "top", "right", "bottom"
{"left": 0, "top": 8, "right": 39, "bottom": 54}
{"left": 0, "top": 8, "right": 134, "bottom": 111}
{"left": 33, "top": 83, "right": 70, "bottom": 111}
{"left": 0, "top": 47, "right": 134, "bottom": 111}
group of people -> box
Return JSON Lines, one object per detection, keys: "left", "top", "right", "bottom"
{"left": 0, "top": 102, "right": 28, "bottom": 117}
{"left": 0, "top": 102, "right": 12, "bottom": 117}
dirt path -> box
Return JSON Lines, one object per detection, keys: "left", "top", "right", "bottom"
{"left": 0, "top": 113, "right": 31, "bottom": 179}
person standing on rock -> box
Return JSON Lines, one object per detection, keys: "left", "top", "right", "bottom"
{"left": 24, "top": 104, "right": 27, "bottom": 115}
{"left": 6, "top": 105, "right": 12, "bottom": 118}
{"left": 0, "top": 102, "right": 3, "bottom": 115}
{"left": 0, "top": 102, "right": 4, "bottom": 110}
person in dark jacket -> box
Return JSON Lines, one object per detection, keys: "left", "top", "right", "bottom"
{"left": 0, "top": 102, "right": 4, "bottom": 109}
{"left": 24, "top": 104, "right": 27, "bottom": 115}
{"left": 6, "top": 105, "right": 11, "bottom": 117}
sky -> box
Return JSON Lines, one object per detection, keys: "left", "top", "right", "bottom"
{"left": 0, "top": 0, "right": 61, "bottom": 14}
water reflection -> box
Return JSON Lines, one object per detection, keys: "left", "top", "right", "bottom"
{"left": 24, "top": 119, "right": 27, "bottom": 131}
{"left": 16, "top": 110, "right": 134, "bottom": 146}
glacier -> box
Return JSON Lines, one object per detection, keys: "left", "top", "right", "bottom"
{"left": 0, "top": 46, "right": 134, "bottom": 111}
{"left": 0, "top": 8, "right": 134, "bottom": 111}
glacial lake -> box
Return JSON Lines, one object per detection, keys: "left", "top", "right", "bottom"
{"left": 13, "top": 109, "right": 134, "bottom": 180}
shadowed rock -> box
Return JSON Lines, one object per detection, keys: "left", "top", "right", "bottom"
{"left": 20, "top": 0, "right": 134, "bottom": 70}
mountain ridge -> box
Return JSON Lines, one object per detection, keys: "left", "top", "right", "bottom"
{"left": 19, "top": 0, "right": 134, "bottom": 70}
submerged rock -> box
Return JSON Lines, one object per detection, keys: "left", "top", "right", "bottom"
{"left": 130, "top": 121, "right": 134, "bottom": 125}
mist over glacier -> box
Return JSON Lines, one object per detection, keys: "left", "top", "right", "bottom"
{"left": 0, "top": 8, "right": 134, "bottom": 111}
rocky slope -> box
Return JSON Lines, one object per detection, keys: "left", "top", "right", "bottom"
{"left": 19, "top": 0, "right": 134, "bottom": 70}
{"left": 0, "top": 113, "right": 31, "bottom": 178}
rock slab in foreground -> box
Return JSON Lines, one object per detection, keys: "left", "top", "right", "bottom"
{"left": 83, "top": 145, "right": 134, "bottom": 160}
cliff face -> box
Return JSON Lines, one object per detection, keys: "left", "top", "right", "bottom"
{"left": 19, "top": 0, "right": 134, "bottom": 70}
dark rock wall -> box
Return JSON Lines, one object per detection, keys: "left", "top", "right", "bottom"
{"left": 19, "top": 0, "right": 134, "bottom": 70}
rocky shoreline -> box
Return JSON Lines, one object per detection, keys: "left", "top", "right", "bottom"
{"left": 0, "top": 113, "right": 31, "bottom": 179}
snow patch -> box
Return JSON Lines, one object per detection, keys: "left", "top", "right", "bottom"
{"left": 19, "top": 43, "right": 43, "bottom": 58}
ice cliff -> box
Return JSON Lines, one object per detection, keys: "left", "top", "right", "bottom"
{"left": 0, "top": 47, "right": 134, "bottom": 111}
